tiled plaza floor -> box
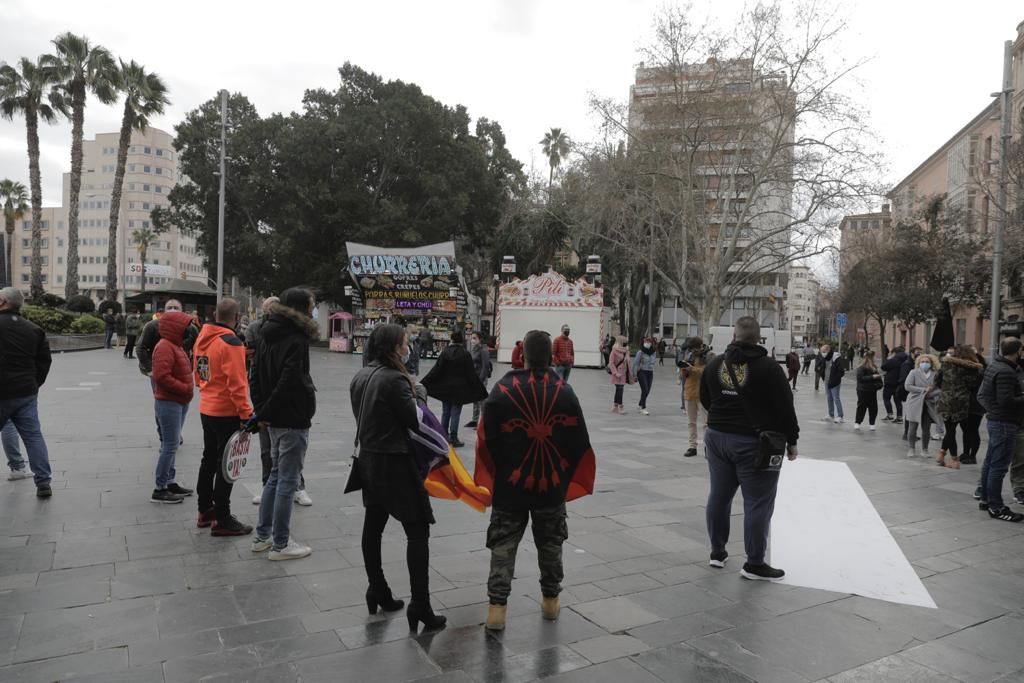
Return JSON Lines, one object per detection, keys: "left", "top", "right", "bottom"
{"left": 0, "top": 348, "right": 1022, "bottom": 682}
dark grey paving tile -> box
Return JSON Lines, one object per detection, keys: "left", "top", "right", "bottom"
{"left": 459, "top": 645, "right": 591, "bottom": 683}
{"left": 161, "top": 644, "right": 259, "bottom": 683}
{"left": 232, "top": 576, "right": 318, "bottom": 623}
{"left": 0, "top": 544, "right": 54, "bottom": 578}
{"left": 0, "top": 647, "right": 128, "bottom": 682}
{"left": 568, "top": 634, "right": 649, "bottom": 664}
{"left": 217, "top": 616, "right": 307, "bottom": 649}
{"left": 296, "top": 639, "right": 440, "bottom": 683}
{"left": 128, "top": 629, "right": 222, "bottom": 667}
{"left": 200, "top": 661, "right": 301, "bottom": 682}
{"left": 183, "top": 559, "right": 286, "bottom": 590}
{"left": 111, "top": 565, "right": 187, "bottom": 599}
{"left": 632, "top": 642, "right": 756, "bottom": 682}
{"left": 539, "top": 657, "right": 664, "bottom": 683}
{"left": 569, "top": 596, "right": 663, "bottom": 632}
{"left": 155, "top": 587, "right": 245, "bottom": 637}
{"left": 628, "top": 583, "right": 733, "bottom": 619}
{"left": 627, "top": 612, "right": 733, "bottom": 647}
{"left": 35, "top": 563, "right": 114, "bottom": 587}
{"left": 14, "top": 596, "right": 157, "bottom": 663}
{"left": 827, "top": 653, "right": 958, "bottom": 682}
{"left": 488, "top": 609, "right": 606, "bottom": 656}
{"left": 301, "top": 607, "right": 366, "bottom": 634}
{"left": 902, "top": 641, "right": 1018, "bottom": 683}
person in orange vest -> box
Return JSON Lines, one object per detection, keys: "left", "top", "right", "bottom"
{"left": 193, "top": 298, "right": 254, "bottom": 536}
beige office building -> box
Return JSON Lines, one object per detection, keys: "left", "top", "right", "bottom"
{"left": 11, "top": 127, "right": 206, "bottom": 301}
{"left": 786, "top": 264, "right": 820, "bottom": 344}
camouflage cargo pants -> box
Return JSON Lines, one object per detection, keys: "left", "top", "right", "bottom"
{"left": 486, "top": 504, "right": 568, "bottom": 605}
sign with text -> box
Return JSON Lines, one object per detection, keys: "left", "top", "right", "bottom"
{"left": 128, "top": 263, "right": 173, "bottom": 277}
{"left": 498, "top": 269, "right": 604, "bottom": 308}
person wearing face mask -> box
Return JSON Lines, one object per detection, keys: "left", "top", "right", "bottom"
{"left": 898, "top": 347, "right": 923, "bottom": 438}
{"left": 465, "top": 332, "right": 492, "bottom": 429}
{"left": 633, "top": 336, "right": 658, "bottom": 415}
{"left": 903, "top": 354, "right": 941, "bottom": 458}
{"left": 975, "top": 337, "right": 1024, "bottom": 522}
{"left": 552, "top": 325, "right": 575, "bottom": 383}
{"left": 350, "top": 323, "right": 447, "bottom": 631}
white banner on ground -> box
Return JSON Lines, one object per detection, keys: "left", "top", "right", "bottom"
{"left": 772, "top": 458, "right": 936, "bottom": 608}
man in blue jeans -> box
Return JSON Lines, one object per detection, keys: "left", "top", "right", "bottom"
{"left": 2, "top": 423, "right": 32, "bottom": 481}
{"left": 700, "top": 317, "right": 799, "bottom": 580}
{"left": 250, "top": 288, "right": 319, "bottom": 561}
{"left": 0, "top": 287, "right": 54, "bottom": 498}
{"left": 975, "top": 337, "right": 1024, "bottom": 522}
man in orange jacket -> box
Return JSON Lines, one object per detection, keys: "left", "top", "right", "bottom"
{"left": 193, "top": 298, "right": 253, "bottom": 536}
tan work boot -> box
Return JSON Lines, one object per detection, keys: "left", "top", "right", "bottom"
{"left": 945, "top": 457, "right": 961, "bottom": 470}
{"left": 485, "top": 603, "right": 507, "bottom": 631}
{"left": 541, "top": 596, "right": 561, "bottom": 621}
{"left": 935, "top": 449, "right": 946, "bottom": 467}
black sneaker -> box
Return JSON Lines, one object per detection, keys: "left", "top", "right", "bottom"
{"left": 709, "top": 551, "right": 728, "bottom": 568}
{"left": 979, "top": 501, "right": 990, "bottom": 511}
{"left": 740, "top": 562, "right": 785, "bottom": 581}
{"left": 464, "top": 421, "right": 477, "bottom": 428}
{"left": 894, "top": 417, "right": 904, "bottom": 424}
{"left": 988, "top": 506, "right": 1024, "bottom": 523}
{"left": 450, "top": 438, "right": 465, "bottom": 448}
{"left": 211, "top": 515, "right": 253, "bottom": 536}
{"left": 36, "top": 484, "right": 52, "bottom": 499}
{"left": 974, "top": 487, "right": 983, "bottom": 500}
{"left": 167, "top": 483, "right": 194, "bottom": 496}
{"left": 152, "top": 488, "right": 184, "bottom": 504}
{"left": 684, "top": 448, "right": 698, "bottom": 458}
{"left": 960, "top": 457, "right": 977, "bottom": 465}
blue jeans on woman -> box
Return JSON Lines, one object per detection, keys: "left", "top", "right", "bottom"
{"left": 257, "top": 428, "right": 309, "bottom": 550}
{"left": 154, "top": 399, "right": 189, "bottom": 488}
{"left": 826, "top": 385, "right": 844, "bottom": 419}
{"left": 637, "top": 370, "right": 653, "bottom": 409}
{"left": 0, "top": 395, "right": 52, "bottom": 485}
{"left": 441, "top": 402, "right": 463, "bottom": 442}
{"left": 980, "top": 420, "right": 1018, "bottom": 510}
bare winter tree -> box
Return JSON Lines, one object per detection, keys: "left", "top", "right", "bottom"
{"left": 585, "top": 2, "right": 883, "bottom": 334}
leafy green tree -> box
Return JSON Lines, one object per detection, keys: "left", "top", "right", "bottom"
{"left": 0, "top": 179, "right": 29, "bottom": 287}
{"left": 131, "top": 226, "right": 162, "bottom": 294}
{"left": 539, "top": 127, "right": 571, "bottom": 193}
{"left": 105, "top": 60, "right": 169, "bottom": 302}
{"left": 43, "top": 32, "right": 117, "bottom": 298}
{"left": 0, "top": 57, "right": 63, "bottom": 300}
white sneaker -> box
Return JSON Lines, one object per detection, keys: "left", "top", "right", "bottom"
{"left": 853, "top": 423, "right": 861, "bottom": 430}
{"left": 252, "top": 494, "right": 262, "bottom": 505}
{"left": 251, "top": 537, "right": 272, "bottom": 553}
{"left": 268, "top": 540, "right": 312, "bottom": 561}
{"left": 906, "top": 448, "right": 917, "bottom": 458}
{"left": 869, "top": 425, "right": 876, "bottom": 431}
{"left": 834, "top": 417, "right": 844, "bottom": 424}
{"left": 8, "top": 470, "right": 32, "bottom": 481}
{"left": 640, "top": 409, "right": 650, "bottom": 416}
{"left": 294, "top": 489, "right": 313, "bottom": 506}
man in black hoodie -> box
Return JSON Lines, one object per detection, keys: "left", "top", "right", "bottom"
{"left": 700, "top": 316, "right": 799, "bottom": 580}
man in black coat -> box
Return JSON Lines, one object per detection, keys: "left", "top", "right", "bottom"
{"left": 880, "top": 346, "right": 908, "bottom": 422}
{"left": 0, "top": 287, "right": 54, "bottom": 498}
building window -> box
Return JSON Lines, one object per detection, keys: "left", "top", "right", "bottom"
{"left": 156, "top": 148, "right": 163, "bottom": 156}
{"left": 155, "top": 167, "right": 162, "bottom": 175}
{"left": 20, "top": 274, "right": 28, "bottom": 283}
{"left": 155, "top": 185, "right": 163, "bottom": 194}
{"left": 144, "top": 146, "right": 152, "bottom": 154}
{"left": 143, "top": 184, "right": 151, "bottom": 192}
{"left": 982, "top": 196, "right": 990, "bottom": 234}
{"left": 143, "top": 165, "right": 151, "bottom": 173}
{"left": 21, "top": 239, "right": 28, "bottom": 248}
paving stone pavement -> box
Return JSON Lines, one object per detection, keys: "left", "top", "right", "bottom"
{"left": 1, "top": 349, "right": 1023, "bottom": 682}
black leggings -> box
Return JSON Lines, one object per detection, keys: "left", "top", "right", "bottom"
{"left": 942, "top": 418, "right": 966, "bottom": 459}
{"left": 362, "top": 505, "right": 430, "bottom": 603}
{"left": 855, "top": 390, "right": 878, "bottom": 425}
{"left": 962, "top": 413, "right": 984, "bottom": 460}
{"left": 613, "top": 384, "right": 624, "bottom": 405}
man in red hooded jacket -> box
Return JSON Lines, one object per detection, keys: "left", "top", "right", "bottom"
{"left": 193, "top": 298, "right": 253, "bottom": 536}
{"left": 150, "top": 311, "right": 195, "bottom": 504}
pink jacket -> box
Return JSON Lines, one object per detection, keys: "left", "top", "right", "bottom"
{"left": 608, "top": 346, "right": 632, "bottom": 385}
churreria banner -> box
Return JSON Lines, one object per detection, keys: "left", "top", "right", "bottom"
{"left": 345, "top": 241, "right": 463, "bottom": 313}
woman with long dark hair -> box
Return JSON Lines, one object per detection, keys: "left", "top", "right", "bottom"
{"left": 350, "top": 324, "right": 446, "bottom": 632}
{"left": 853, "top": 350, "right": 883, "bottom": 430}
{"left": 936, "top": 345, "right": 985, "bottom": 469}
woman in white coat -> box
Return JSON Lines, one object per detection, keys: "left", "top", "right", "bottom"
{"left": 904, "top": 354, "right": 942, "bottom": 457}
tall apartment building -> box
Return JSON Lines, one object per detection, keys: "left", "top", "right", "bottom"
{"left": 628, "top": 58, "right": 795, "bottom": 339}
{"left": 837, "top": 205, "right": 892, "bottom": 347}
{"left": 786, "top": 264, "right": 820, "bottom": 344}
{"left": 10, "top": 127, "right": 206, "bottom": 301}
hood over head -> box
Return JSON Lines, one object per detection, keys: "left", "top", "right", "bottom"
{"left": 159, "top": 311, "right": 192, "bottom": 345}
{"left": 262, "top": 301, "right": 319, "bottom": 342}
{"left": 724, "top": 342, "right": 767, "bottom": 364}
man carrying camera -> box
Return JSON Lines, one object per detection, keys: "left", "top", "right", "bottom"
{"left": 700, "top": 317, "right": 799, "bottom": 580}
{"left": 678, "top": 337, "right": 710, "bottom": 458}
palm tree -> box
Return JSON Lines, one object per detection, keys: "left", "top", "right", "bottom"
{"left": 539, "top": 127, "right": 571, "bottom": 192}
{"left": 105, "top": 60, "right": 169, "bottom": 302}
{"left": 43, "top": 32, "right": 117, "bottom": 300}
{"left": 132, "top": 227, "right": 156, "bottom": 294}
{"left": 0, "top": 180, "right": 29, "bottom": 287}
{"left": 0, "top": 57, "right": 63, "bottom": 300}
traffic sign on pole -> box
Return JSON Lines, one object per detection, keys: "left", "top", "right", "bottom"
{"left": 836, "top": 312, "right": 847, "bottom": 329}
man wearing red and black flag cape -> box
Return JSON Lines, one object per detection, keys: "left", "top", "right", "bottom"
{"left": 475, "top": 330, "right": 596, "bottom": 631}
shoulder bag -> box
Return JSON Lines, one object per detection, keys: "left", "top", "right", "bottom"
{"left": 344, "top": 367, "right": 382, "bottom": 494}
{"left": 725, "top": 361, "right": 787, "bottom": 472}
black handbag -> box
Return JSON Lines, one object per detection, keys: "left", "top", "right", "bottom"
{"left": 344, "top": 367, "right": 382, "bottom": 494}
{"left": 725, "top": 361, "right": 787, "bottom": 472}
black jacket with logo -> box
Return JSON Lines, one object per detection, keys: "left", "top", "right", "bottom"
{"left": 0, "top": 310, "right": 52, "bottom": 400}
{"left": 250, "top": 302, "right": 318, "bottom": 429}
{"left": 700, "top": 342, "right": 799, "bottom": 446}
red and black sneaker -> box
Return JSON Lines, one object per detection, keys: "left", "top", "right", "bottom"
{"left": 196, "top": 507, "right": 217, "bottom": 529}
{"left": 211, "top": 515, "right": 254, "bottom": 537}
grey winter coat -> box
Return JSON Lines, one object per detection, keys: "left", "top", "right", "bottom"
{"left": 904, "top": 367, "right": 941, "bottom": 425}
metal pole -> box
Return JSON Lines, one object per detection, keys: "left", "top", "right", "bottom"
{"left": 989, "top": 41, "right": 1013, "bottom": 361}
{"left": 216, "top": 89, "right": 227, "bottom": 304}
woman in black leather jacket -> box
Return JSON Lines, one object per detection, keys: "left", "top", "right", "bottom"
{"left": 350, "top": 324, "right": 446, "bottom": 632}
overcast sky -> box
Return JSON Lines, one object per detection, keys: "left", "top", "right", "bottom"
{"left": 1, "top": 0, "right": 1021, "bottom": 218}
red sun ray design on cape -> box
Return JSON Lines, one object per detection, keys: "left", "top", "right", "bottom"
{"left": 497, "top": 371, "right": 577, "bottom": 493}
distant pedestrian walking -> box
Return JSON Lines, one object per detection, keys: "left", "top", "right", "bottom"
{"left": 801, "top": 346, "right": 815, "bottom": 375}
{"left": 466, "top": 331, "right": 492, "bottom": 428}
{"left": 821, "top": 345, "right": 846, "bottom": 423}
{"left": 124, "top": 310, "right": 142, "bottom": 359}
{"left": 633, "top": 336, "right": 657, "bottom": 415}
{"left": 552, "top": 325, "right": 575, "bottom": 383}
{"left": 607, "top": 336, "right": 632, "bottom": 414}
{"left": 785, "top": 350, "right": 800, "bottom": 390}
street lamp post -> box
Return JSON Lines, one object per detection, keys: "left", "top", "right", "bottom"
{"left": 989, "top": 41, "right": 1014, "bottom": 360}
{"left": 216, "top": 89, "right": 227, "bottom": 304}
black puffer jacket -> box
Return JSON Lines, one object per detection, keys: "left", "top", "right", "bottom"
{"left": 881, "top": 351, "right": 907, "bottom": 387}
{"left": 856, "top": 365, "right": 883, "bottom": 393}
{"left": 976, "top": 356, "right": 1024, "bottom": 425}
{"left": 421, "top": 342, "right": 487, "bottom": 405}
{"left": 0, "top": 310, "right": 52, "bottom": 400}
{"left": 700, "top": 342, "right": 800, "bottom": 446}
{"left": 251, "top": 302, "right": 318, "bottom": 429}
